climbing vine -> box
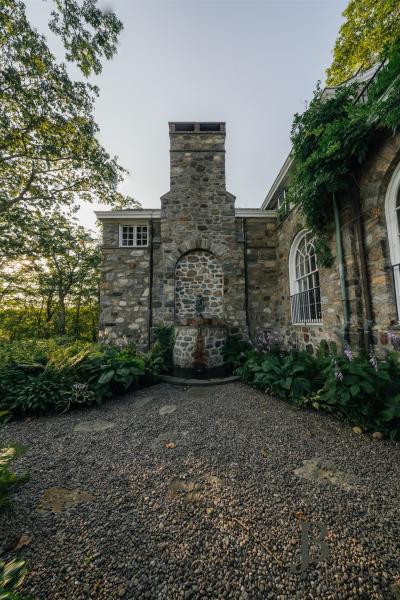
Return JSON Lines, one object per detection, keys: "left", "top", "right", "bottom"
{"left": 287, "top": 40, "right": 400, "bottom": 265}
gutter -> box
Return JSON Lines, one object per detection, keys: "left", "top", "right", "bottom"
{"left": 353, "top": 187, "right": 374, "bottom": 350}
{"left": 333, "top": 194, "right": 350, "bottom": 344}
{"left": 148, "top": 218, "right": 154, "bottom": 351}
{"left": 242, "top": 218, "right": 250, "bottom": 333}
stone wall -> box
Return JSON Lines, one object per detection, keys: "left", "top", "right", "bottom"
{"left": 98, "top": 221, "right": 151, "bottom": 351}
{"left": 358, "top": 133, "right": 400, "bottom": 350}
{"left": 245, "top": 217, "right": 278, "bottom": 335}
{"left": 152, "top": 124, "right": 247, "bottom": 337}
{"left": 175, "top": 250, "right": 223, "bottom": 323}
{"left": 271, "top": 133, "right": 400, "bottom": 354}
{"left": 97, "top": 126, "right": 400, "bottom": 358}
{"left": 273, "top": 209, "right": 343, "bottom": 353}
{"left": 173, "top": 324, "right": 226, "bottom": 369}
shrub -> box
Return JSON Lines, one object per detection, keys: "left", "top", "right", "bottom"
{"left": 77, "top": 346, "right": 146, "bottom": 399}
{"left": 0, "top": 339, "right": 160, "bottom": 418}
{"left": 0, "top": 445, "right": 28, "bottom": 510}
{"left": 251, "top": 351, "right": 326, "bottom": 405}
{"left": 0, "top": 439, "right": 32, "bottom": 600}
{"left": 0, "top": 558, "right": 33, "bottom": 600}
{"left": 150, "top": 326, "right": 175, "bottom": 373}
{"left": 223, "top": 335, "right": 252, "bottom": 370}
{"left": 232, "top": 335, "right": 400, "bottom": 439}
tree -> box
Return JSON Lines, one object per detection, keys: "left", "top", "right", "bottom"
{"left": 0, "top": 212, "right": 101, "bottom": 340}
{"left": 0, "top": 0, "right": 138, "bottom": 255}
{"left": 326, "top": 0, "right": 400, "bottom": 86}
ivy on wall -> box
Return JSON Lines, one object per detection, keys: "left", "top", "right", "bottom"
{"left": 287, "top": 41, "right": 400, "bottom": 266}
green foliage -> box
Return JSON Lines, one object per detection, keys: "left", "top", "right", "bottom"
{"left": 150, "top": 326, "right": 176, "bottom": 373}
{"left": 0, "top": 339, "right": 159, "bottom": 417}
{"left": 289, "top": 41, "right": 400, "bottom": 263}
{"left": 240, "top": 351, "right": 326, "bottom": 405}
{"left": 232, "top": 341, "right": 400, "bottom": 439}
{"left": 0, "top": 559, "right": 33, "bottom": 600}
{"left": 222, "top": 335, "right": 252, "bottom": 370}
{"left": 0, "top": 0, "right": 135, "bottom": 254}
{"left": 326, "top": 0, "right": 400, "bottom": 85}
{"left": 0, "top": 444, "right": 28, "bottom": 510}
{"left": 48, "top": 0, "right": 123, "bottom": 77}
{"left": 77, "top": 346, "right": 146, "bottom": 398}
{"left": 0, "top": 212, "right": 101, "bottom": 342}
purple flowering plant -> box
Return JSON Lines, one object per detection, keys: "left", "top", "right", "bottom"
{"left": 254, "top": 329, "right": 284, "bottom": 354}
{"left": 389, "top": 331, "right": 400, "bottom": 352}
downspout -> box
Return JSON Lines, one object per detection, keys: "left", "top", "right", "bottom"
{"left": 147, "top": 218, "right": 154, "bottom": 351}
{"left": 333, "top": 194, "right": 350, "bottom": 344}
{"left": 242, "top": 218, "right": 250, "bottom": 333}
{"left": 353, "top": 186, "right": 374, "bottom": 350}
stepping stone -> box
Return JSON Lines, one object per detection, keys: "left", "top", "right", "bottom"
{"left": 37, "top": 487, "right": 95, "bottom": 513}
{"left": 74, "top": 419, "right": 115, "bottom": 432}
{"left": 159, "top": 404, "right": 177, "bottom": 416}
{"left": 167, "top": 477, "right": 202, "bottom": 502}
{"left": 204, "top": 474, "right": 222, "bottom": 487}
{"left": 155, "top": 430, "right": 177, "bottom": 444}
{"left": 166, "top": 473, "right": 222, "bottom": 503}
{"left": 294, "top": 458, "right": 355, "bottom": 490}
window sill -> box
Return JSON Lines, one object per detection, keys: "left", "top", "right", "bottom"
{"left": 291, "top": 322, "right": 323, "bottom": 326}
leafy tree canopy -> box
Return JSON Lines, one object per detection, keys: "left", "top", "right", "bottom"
{"left": 0, "top": 0, "right": 137, "bottom": 255}
{"left": 1, "top": 211, "right": 100, "bottom": 340}
{"left": 326, "top": 0, "right": 400, "bottom": 86}
{"left": 288, "top": 40, "right": 400, "bottom": 264}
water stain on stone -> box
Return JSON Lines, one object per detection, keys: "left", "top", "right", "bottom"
{"left": 37, "top": 487, "right": 95, "bottom": 513}
{"left": 74, "top": 419, "right": 115, "bottom": 433}
{"left": 294, "top": 458, "right": 355, "bottom": 490}
{"left": 159, "top": 405, "right": 177, "bottom": 416}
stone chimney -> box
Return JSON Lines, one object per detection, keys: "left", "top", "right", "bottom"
{"left": 165, "top": 122, "right": 228, "bottom": 210}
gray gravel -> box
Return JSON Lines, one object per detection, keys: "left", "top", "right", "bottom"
{"left": 1, "top": 382, "right": 399, "bottom": 599}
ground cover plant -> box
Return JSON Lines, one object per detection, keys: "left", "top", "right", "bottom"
{"left": 0, "top": 436, "right": 31, "bottom": 600}
{"left": 0, "top": 330, "right": 172, "bottom": 418}
{"left": 224, "top": 332, "right": 400, "bottom": 440}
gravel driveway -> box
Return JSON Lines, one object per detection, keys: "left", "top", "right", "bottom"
{"left": 1, "top": 382, "right": 399, "bottom": 600}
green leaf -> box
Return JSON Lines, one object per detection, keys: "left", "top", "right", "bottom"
{"left": 97, "top": 370, "right": 115, "bottom": 385}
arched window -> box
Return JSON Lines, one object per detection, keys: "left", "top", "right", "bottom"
{"left": 385, "top": 161, "right": 400, "bottom": 319}
{"left": 289, "top": 230, "right": 322, "bottom": 324}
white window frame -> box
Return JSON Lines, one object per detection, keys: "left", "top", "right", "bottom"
{"left": 119, "top": 225, "right": 149, "bottom": 248}
{"left": 289, "top": 229, "right": 322, "bottom": 324}
{"left": 385, "top": 160, "right": 400, "bottom": 319}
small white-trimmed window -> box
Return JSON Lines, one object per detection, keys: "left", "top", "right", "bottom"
{"left": 119, "top": 225, "right": 148, "bottom": 247}
{"left": 289, "top": 230, "right": 322, "bottom": 324}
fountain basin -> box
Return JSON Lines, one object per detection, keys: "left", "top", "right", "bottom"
{"left": 173, "top": 323, "right": 227, "bottom": 370}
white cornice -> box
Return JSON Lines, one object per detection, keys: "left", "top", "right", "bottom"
{"left": 95, "top": 208, "right": 277, "bottom": 221}
{"left": 236, "top": 208, "right": 277, "bottom": 218}
{"left": 261, "top": 153, "right": 294, "bottom": 210}
{"left": 95, "top": 210, "right": 161, "bottom": 220}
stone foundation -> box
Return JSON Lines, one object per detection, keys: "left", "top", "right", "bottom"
{"left": 173, "top": 324, "right": 226, "bottom": 369}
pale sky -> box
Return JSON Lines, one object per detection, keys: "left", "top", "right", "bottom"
{"left": 27, "top": 0, "right": 347, "bottom": 231}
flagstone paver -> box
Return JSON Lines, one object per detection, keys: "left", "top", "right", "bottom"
{"left": 0, "top": 382, "right": 399, "bottom": 599}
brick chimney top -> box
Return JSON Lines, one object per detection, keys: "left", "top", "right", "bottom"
{"left": 169, "top": 122, "right": 225, "bottom": 133}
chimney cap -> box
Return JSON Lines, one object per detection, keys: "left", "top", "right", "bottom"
{"left": 169, "top": 122, "right": 225, "bottom": 133}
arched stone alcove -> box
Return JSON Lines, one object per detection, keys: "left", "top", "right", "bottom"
{"left": 175, "top": 250, "right": 223, "bottom": 324}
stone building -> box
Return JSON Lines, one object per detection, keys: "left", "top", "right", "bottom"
{"left": 96, "top": 114, "right": 400, "bottom": 364}
{"left": 96, "top": 122, "right": 277, "bottom": 368}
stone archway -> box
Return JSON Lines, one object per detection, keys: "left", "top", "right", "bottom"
{"left": 175, "top": 250, "right": 223, "bottom": 324}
